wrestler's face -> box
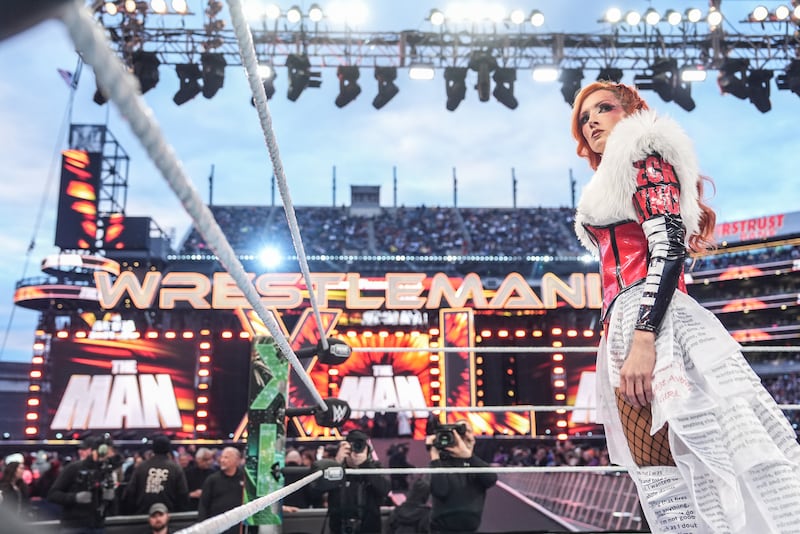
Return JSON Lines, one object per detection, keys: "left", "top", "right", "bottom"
{"left": 578, "top": 89, "right": 629, "bottom": 155}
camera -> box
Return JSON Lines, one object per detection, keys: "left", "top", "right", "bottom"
{"left": 349, "top": 439, "right": 368, "bottom": 453}
{"left": 433, "top": 423, "right": 468, "bottom": 449}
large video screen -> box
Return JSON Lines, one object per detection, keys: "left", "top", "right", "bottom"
{"left": 46, "top": 337, "right": 199, "bottom": 438}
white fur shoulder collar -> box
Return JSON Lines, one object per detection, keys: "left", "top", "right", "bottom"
{"left": 574, "top": 109, "right": 701, "bottom": 252}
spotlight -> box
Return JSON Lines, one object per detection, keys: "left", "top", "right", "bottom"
{"left": 492, "top": 68, "right": 518, "bottom": 109}
{"left": 251, "top": 65, "right": 276, "bottom": 106}
{"left": 635, "top": 58, "right": 696, "bottom": 111}
{"left": 335, "top": 66, "right": 361, "bottom": 108}
{"left": 468, "top": 52, "right": 497, "bottom": 102}
{"left": 776, "top": 60, "right": 800, "bottom": 97}
{"left": 173, "top": 63, "right": 202, "bottom": 105}
{"left": 717, "top": 58, "right": 749, "bottom": 99}
{"left": 372, "top": 66, "right": 399, "bottom": 109}
{"left": 200, "top": 52, "right": 226, "bottom": 98}
{"left": 132, "top": 51, "right": 160, "bottom": 94}
{"left": 286, "top": 53, "right": 321, "bottom": 101}
{"left": 596, "top": 67, "right": 623, "bottom": 83}
{"left": 444, "top": 67, "right": 467, "bottom": 111}
{"left": 747, "top": 69, "right": 773, "bottom": 113}
{"left": 559, "top": 68, "right": 584, "bottom": 106}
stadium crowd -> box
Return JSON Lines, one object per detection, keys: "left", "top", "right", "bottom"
{"left": 179, "top": 205, "right": 586, "bottom": 258}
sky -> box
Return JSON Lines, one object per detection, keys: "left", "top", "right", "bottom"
{"left": 0, "top": 0, "right": 797, "bottom": 363}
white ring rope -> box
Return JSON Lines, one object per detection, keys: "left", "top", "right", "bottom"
{"left": 174, "top": 469, "right": 323, "bottom": 534}
{"left": 347, "top": 403, "right": 800, "bottom": 412}
{"left": 226, "top": 0, "right": 329, "bottom": 352}
{"left": 58, "top": 0, "right": 327, "bottom": 409}
{"left": 353, "top": 346, "right": 799, "bottom": 353}
{"left": 348, "top": 465, "right": 628, "bottom": 475}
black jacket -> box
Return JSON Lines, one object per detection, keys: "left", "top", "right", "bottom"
{"left": 47, "top": 457, "right": 109, "bottom": 529}
{"left": 328, "top": 458, "right": 390, "bottom": 534}
{"left": 198, "top": 467, "right": 244, "bottom": 534}
{"left": 388, "top": 479, "right": 431, "bottom": 534}
{"left": 123, "top": 454, "right": 189, "bottom": 514}
{"left": 429, "top": 454, "right": 497, "bottom": 533}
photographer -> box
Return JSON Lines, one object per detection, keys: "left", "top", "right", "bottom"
{"left": 425, "top": 419, "right": 496, "bottom": 533}
{"left": 47, "top": 436, "right": 118, "bottom": 533}
{"left": 327, "top": 430, "right": 390, "bottom": 534}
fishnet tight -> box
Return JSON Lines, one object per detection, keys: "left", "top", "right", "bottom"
{"left": 615, "top": 389, "right": 675, "bottom": 466}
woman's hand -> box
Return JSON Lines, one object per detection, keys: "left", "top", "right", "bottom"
{"left": 620, "top": 330, "right": 657, "bottom": 407}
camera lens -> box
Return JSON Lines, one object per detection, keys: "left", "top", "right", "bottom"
{"left": 349, "top": 439, "right": 367, "bottom": 453}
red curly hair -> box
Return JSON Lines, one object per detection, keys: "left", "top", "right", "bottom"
{"left": 570, "top": 81, "right": 716, "bottom": 252}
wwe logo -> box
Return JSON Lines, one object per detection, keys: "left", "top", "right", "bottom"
{"left": 331, "top": 403, "right": 349, "bottom": 423}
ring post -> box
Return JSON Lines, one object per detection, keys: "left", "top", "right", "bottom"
{"left": 244, "top": 335, "right": 290, "bottom": 531}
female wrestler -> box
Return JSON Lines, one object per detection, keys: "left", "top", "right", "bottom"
{"left": 572, "top": 81, "right": 800, "bottom": 533}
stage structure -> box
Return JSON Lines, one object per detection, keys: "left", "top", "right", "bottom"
{"left": 84, "top": 1, "right": 800, "bottom": 111}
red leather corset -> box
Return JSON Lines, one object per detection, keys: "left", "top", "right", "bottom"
{"left": 583, "top": 220, "right": 686, "bottom": 320}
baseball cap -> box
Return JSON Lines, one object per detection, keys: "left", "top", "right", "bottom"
{"left": 149, "top": 502, "right": 168, "bottom": 516}
{"left": 345, "top": 430, "right": 369, "bottom": 443}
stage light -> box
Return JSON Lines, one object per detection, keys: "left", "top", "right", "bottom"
{"left": 717, "top": 58, "right": 749, "bottom": 99}
{"left": 200, "top": 52, "right": 226, "bottom": 98}
{"left": 750, "top": 5, "right": 769, "bottom": 22}
{"left": 258, "top": 246, "right": 282, "bottom": 268}
{"left": 604, "top": 8, "right": 622, "bottom": 24}
{"left": 597, "top": 67, "right": 623, "bottom": 82}
{"left": 681, "top": 66, "right": 707, "bottom": 82}
{"left": 250, "top": 64, "right": 276, "bottom": 106}
{"left": 104, "top": 2, "right": 118, "bottom": 15}
{"left": 151, "top": 0, "right": 167, "bottom": 14}
{"left": 173, "top": 63, "right": 201, "bottom": 105}
{"left": 776, "top": 60, "right": 800, "bottom": 97}
{"left": 665, "top": 9, "right": 682, "bottom": 25}
{"left": 707, "top": 8, "right": 723, "bottom": 27}
{"left": 492, "top": 67, "right": 518, "bottom": 109}
{"left": 372, "top": 66, "right": 399, "bottom": 109}
{"left": 428, "top": 8, "right": 445, "bottom": 25}
{"left": 748, "top": 69, "right": 773, "bottom": 112}
{"left": 644, "top": 8, "right": 660, "bottom": 25}
{"left": 532, "top": 65, "right": 559, "bottom": 82}
{"left": 308, "top": 3, "right": 323, "bottom": 22}
{"left": 286, "top": 53, "right": 321, "bottom": 101}
{"left": 559, "top": 68, "right": 584, "bottom": 106}
{"left": 469, "top": 53, "right": 497, "bottom": 102}
{"left": 625, "top": 10, "right": 642, "bottom": 26}
{"left": 529, "top": 10, "right": 545, "bottom": 26}
{"left": 774, "top": 5, "right": 790, "bottom": 20}
{"left": 509, "top": 9, "right": 525, "bottom": 25}
{"left": 286, "top": 5, "right": 302, "bottom": 23}
{"left": 335, "top": 66, "right": 361, "bottom": 107}
{"left": 172, "top": 0, "right": 188, "bottom": 14}
{"left": 686, "top": 8, "right": 702, "bottom": 23}
{"left": 264, "top": 3, "right": 280, "bottom": 19}
{"left": 409, "top": 63, "right": 435, "bottom": 80}
{"left": 444, "top": 66, "right": 468, "bottom": 111}
{"left": 132, "top": 51, "right": 160, "bottom": 94}
{"left": 635, "top": 58, "right": 695, "bottom": 110}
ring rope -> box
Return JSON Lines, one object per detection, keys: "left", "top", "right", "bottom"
{"left": 58, "top": 0, "right": 327, "bottom": 410}
{"left": 174, "top": 469, "right": 323, "bottom": 534}
{"left": 226, "top": 0, "right": 329, "bottom": 352}
{"left": 340, "top": 404, "right": 800, "bottom": 413}
{"left": 352, "top": 346, "right": 799, "bottom": 353}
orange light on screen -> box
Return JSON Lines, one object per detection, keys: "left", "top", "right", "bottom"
{"left": 532, "top": 330, "right": 543, "bottom": 337}
{"left": 553, "top": 379, "right": 565, "bottom": 388}
{"left": 182, "top": 331, "right": 194, "bottom": 339}
{"left": 74, "top": 331, "right": 88, "bottom": 338}
{"left": 239, "top": 332, "right": 250, "bottom": 339}
{"left": 146, "top": 331, "right": 159, "bottom": 339}
{"left": 553, "top": 353, "right": 564, "bottom": 362}
{"left": 551, "top": 327, "right": 563, "bottom": 335}
{"left": 553, "top": 366, "right": 565, "bottom": 374}
{"left": 56, "top": 331, "right": 69, "bottom": 339}
{"left": 557, "top": 433, "right": 569, "bottom": 440}
{"left": 430, "top": 381, "right": 441, "bottom": 388}
{"left": 196, "top": 410, "right": 208, "bottom": 418}
{"left": 30, "top": 370, "right": 42, "bottom": 379}
{"left": 480, "top": 330, "right": 492, "bottom": 338}
{"left": 33, "top": 342, "right": 45, "bottom": 351}
{"left": 567, "top": 329, "right": 578, "bottom": 337}
{"left": 25, "top": 413, "right": 39, "bottom": 420}
{"left": 31, "top": 356, "right": 44, "bottom": 365}
{"left": 221, "top": 331, "right": 233, "bottom": 339}
{"left": 328, "top": 369, "right": 339, "bottom": 376}
{"left": 27, "top": 398, "right": 40, "bottom": 406}
{"left": 555, "top": 393, "right": 566, "bottom": 401}
{"left": 24, "top": 427, "right": 38, "bottom": 436}
{"left": 195, "top": 424, "right": 207, "bottom": 432}
{"left": 583, "top": 329, "right": 594, "bottom": 337}
{"left": 556, "top": 420, "right": 568, "bottom": 428}
{"left": 498, "top": 330, "right": 509, "bottom": 338}
{"left": 165, "top": 331, "right": 177, "bottom": 339}
{"left": 198, "top": 355, "right": 211, "bottom": 363}
{"left": 197, "top": 396, "right": 209, "bottom": 404}
{"left": 198, "top": 383, "right": 209, "bottom": 390}
{"left": 514, "top": 330, "right": 526, "bottom": 337}
{"left": 430, "top": 368, "right": 440, "bottom": 375}
{"left": 429, "top": 328, "right": 440, "bottom": 336}
{"left": 552, "top": 341, "right": 563, "bottom": 348}
{"left": 198, "top": 369, "right": 210, "bottom": 377}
